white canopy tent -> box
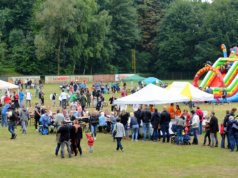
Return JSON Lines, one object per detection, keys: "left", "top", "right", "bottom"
{"left": 0, "top": 80, "right": 19, "bottom": 90}
{"left": 167, "top": 82, "right": 214, "bottom": 101}
{"left": 113, "top": 84, "right": 188, "bottom": 105}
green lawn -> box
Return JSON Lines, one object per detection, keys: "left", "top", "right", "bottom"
{"left": 0, "top": 84, "right": 237, "bottom": 178}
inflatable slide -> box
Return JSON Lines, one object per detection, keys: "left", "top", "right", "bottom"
{"left": 193, "top": 53, "right": 238, "bottom": 102}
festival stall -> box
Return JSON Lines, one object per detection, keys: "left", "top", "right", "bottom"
{"left": 0, "top": 80, "right": 19, "bottom": 92}
{"left": 113, "top": 84, "right": 188, "bottom": 105}
{"left": 142, "top": 77, "right": 163, "bottom": 85}
{"left": 166, "top": 82, "right": 214, "bottom": 101}
{"left": 122, "top": 74, "right": 145, "bottom": 82}
{"left": 0, "top": 80, "right": 19, "bottom": 106}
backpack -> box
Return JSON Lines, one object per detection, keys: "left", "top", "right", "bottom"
{"left": 220, "top": 124, "right": 225, "bottom": 134}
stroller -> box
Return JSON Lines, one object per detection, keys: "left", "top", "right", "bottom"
{"left": 170, "top": 124, "right": 177, "bottom": 144}
{"left": 39, "top": 114, "right": 50, "bottom": 135}
{"left": 171, "top": 124, "right": 191, "bottom": 145}
{"left": 183, "top": 134, "right": 191, "bottom": 145}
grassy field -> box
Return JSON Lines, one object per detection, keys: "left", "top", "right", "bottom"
{"left": 0, "top": 84, "right": 237, "bottom": 178}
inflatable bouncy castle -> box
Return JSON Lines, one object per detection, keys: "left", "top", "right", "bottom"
{"left": 193, "top": 44, "right": 238, "bottom": 102}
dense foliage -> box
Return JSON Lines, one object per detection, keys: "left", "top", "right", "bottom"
{"left": 0, "top": 0, "right": 238, "bottom": 75}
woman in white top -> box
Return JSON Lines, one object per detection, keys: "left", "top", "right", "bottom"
{"left": 25, "top": 90, "right": 32, "bottom": 107}
{"left": 191, "top": 110, "right": 200, "bottom": 145}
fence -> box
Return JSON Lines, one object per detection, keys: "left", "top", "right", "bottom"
{"left": 0, "top": 72, "right": 198, "bottom": 84}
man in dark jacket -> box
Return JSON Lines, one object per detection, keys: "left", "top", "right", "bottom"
{"left": 8, "top": 107, "right": 18, "bottom": 139}
{"left": 151, "top": 109, "right": 160, "bottom": 141}
{"left": 57, "top": 121, "right": 72, "bottom": 158}
{"left": 141, "top": 106, "right": 152, "bottom": 141}
{"left": 209, "top": 112, "right": 219, "bottom": 147}
{"left": 160, "top": 106, "right": 171, "bottom": 143}
{"left": 134, "top": 108, "right": 142, "bottom": 127}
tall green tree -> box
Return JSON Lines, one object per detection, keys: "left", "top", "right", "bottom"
{"left": 35, "top": 0, "right": 111, "bottom": 75}
{"left": 107, "top": 0, "right": 140, "bottom": 73}
{"left": 155, "top": 0, "right": 205, "bottom": 74}
{"left": 194, "top": 0, "right": 238, "bottom": 64}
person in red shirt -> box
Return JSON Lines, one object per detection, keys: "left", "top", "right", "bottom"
{"left": 86, "top": 133, "right": 94, "bottom": 153}
{"left": 196, "top": 107, "right": 204, "bottom": 135}
{"left": 3, "top": 93, "right": 11, "bottom": 105}
{"left": 182, "top": 109, "right": 191, "bottom": 134}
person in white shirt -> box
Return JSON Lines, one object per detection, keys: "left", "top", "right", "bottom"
{"left": 60, "top": 90, "right": 68, "bottom": 108}
{"left": 25, "top": 90, "right": 32, "bottom": 107}
{"left": 191, "top": 110, "right": 200, "bottom": 145}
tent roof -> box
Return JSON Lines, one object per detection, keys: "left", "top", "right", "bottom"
{"left": 143, "top": 77, "right": 163, "bottom": 84}
{"left": 0, "top": 80, "right": 19, "bottom": 90}
{"left": 167, "top": 82, "right": 214, "bottom": 101}
{"left": 113, "top": 84, "right": 188, "bottom": 105}
{"left": 122, "top": 74, "right": 145, "bottom": 82}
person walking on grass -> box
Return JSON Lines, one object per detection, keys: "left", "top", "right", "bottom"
{"left": 209, "top": 112, "right": 219, "bottom": 147}
{"left": 74, "top": 120, "right": 83, "bottom": 156}
{"left": 57, "top": 121, "right": 72, "bottom": 158}
{"left": 8, "top": 107, "right": 18, "bottom": 139}
{"left": 113, "top": 118, "right": 125, "bottom": 152}
{"left": 19, "top": 105, "right": 29, "bottom": 134}
{"left": 25, "top": 90, "right": 32, "bottom": 107}
{"left": 34, "top": 103, "right": 41, "bottom": 131}
{"left": 86, "top": 132, "right": 94, "bottom": 153}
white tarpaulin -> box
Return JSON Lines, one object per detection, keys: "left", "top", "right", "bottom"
{"left": 113, "top": 84, "right": 188, "bottom": 105}
{"left": 167, "top": 82, "right": 214, "bottom": 101}
{"left": 0, "top": 80, "right": 19, "bottom": 90}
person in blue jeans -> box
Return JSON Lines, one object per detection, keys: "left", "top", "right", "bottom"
{"left": 227, "top": 116, "right": 238, "bottom": 152}
{"left": 89, "top": 112, "right": 99, "bottom": 140}
{"left": 1, "top": 104, "right": 10, "bottom": 127}
{"left": 130, "top": 113, "right": 139, "bottom": 141}
{"left": 151, "top": 109, "right": 160, "bottom": 141}
{"left": 176, "top": 116, "right": 185, "bottom": 144}
{"left": 191, "top": 110, "right": 200, "bottom": 145}
{"left": 160, "top": 107, "right": 171, "bottom": 143}
{"left": 8, "top": 107, "right": 18, "bottom": 139}
{"left": 141, "top": 107, "right": 152, "bottom": 141}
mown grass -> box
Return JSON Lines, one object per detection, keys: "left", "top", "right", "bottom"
{"left": 0, "top": 84, "right": 237, "bottom": 178}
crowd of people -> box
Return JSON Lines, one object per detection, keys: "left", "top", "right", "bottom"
{"left": 0, "top": 79, "right": 238, "bottom": 159}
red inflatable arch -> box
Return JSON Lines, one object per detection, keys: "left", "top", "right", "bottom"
{"left": 193, "top": 65, "right": 225, "bottom": 88}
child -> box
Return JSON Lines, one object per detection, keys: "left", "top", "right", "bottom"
{"left": 220, "top": 123, "right": 225, "bottom": 148}
{"left": 86, "top": 133, "right": 94, "bottom": 153}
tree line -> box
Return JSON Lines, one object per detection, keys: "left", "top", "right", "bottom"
{"left": 0, "top": 0, "right": 238, "bottom": 76}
